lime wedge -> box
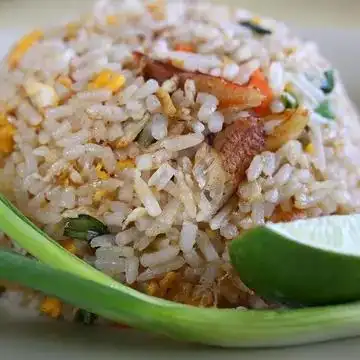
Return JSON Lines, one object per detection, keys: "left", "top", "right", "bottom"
{"left": 229, "top": 214, "right": 360, "bottom": 306}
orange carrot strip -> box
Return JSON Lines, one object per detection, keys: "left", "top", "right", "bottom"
{"left": 174, "top": 43, "right": 195, "bottom": 53}
{"left": 248, "top": 69, "right": 273, "bottom": 116}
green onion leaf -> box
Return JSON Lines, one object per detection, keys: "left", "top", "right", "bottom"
{"left": 63, "top": 214, "right": 109, "bottom": 242}
{"left": 3, "top": 250, "right": 360, "bottom": 348}
{"left": 320, "top": 70, "right": 335, "bottom": 94}
{"left": 315, "top": 100, "right": 335, "bottom": 120}
{"left": 239, "top": 21, "right": 272, "bottom": 35}
{"left": 4, "top": 197, "right": 360, "bottom": 347}
{"left": 281, "top": 92, "right": 298, "bottom": 109}
{"left": 75, "top": 308, "right": 98, "bottom": 325}
{"left": 137, "top": 122, "right": 154, "bottom": 147}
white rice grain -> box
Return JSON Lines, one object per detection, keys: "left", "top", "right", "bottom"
{"left": 140, "top": 246, "right": 180, "bottom": 268}
{"left": 134, "top": 170, "right": 162, "bottom": 217}
{"left": 179, "top": 221, "right": 198, "bottom": 253}
{"left": 162, "top": 133, "right": 204, "bottom": 151}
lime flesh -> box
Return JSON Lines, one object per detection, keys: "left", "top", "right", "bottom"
{"left": 229, "top": 214, "right": 360, "bottom": 306}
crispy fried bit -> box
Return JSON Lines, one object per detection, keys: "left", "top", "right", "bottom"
{"left": 40, "top": 297, "right": 62, "bottom": 318}
{"left": 213, "top": 117, "right": 266, "bottom": 185}
{"left": 159, "top": 272, "right": 179, "bottom": 297}
{"left": 265, "top": 108, "right": 309, "bottom": 151}
{"left": 116, "top": 159, "right": 136, "bottom": 170}
{"left": 0, "top": 114, "right": 16, "bottom": 154}
{"left": 156, "top": 88, "right": 177, "bottom": 117}
{"left": 106, "top": 15, "right": 118, "bottom": 25}
{"left": 95, "top": 162, "right": 110, "bottom": 180}
{"left": 146, "top": 280, "right": 160, "bottom": 296}
{"left": 65, "top": 22, "right": 81, "bottom": 40}
{"left": 305, "top": 143, "right": 314, "bottom": 155}
{"left": 146, "top": 0, "right": 166, "bottom": 20}
{"left": 60, "top": 239, "right": 77, "bottom": 255}
{"left": 270, "top": 206, "right": 307, "bottom": 223}
{"left": 134, "top": 53, "right": 263, "bottom": 110}
{"left": 188, "top": 73, "right": 263, "bottom": 110}
{"left": 174, "top": 43, "right": 195, "bottom": 52}
{"left": 57, "top": 75, "right": 73, "bottom": 89}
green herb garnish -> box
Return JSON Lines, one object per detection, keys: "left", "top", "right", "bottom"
{"left": 239, "top": 21, "right": 272, "bottom": 35}
{"left": 4, "top": 194, "right": 360, "bottom": 347}
{"left": 281, "top": 92, "right": 298, "bottom": 109}
{"left": 320, "top": 70, "right": 335, "bottom": 94}
{"left": 63, "top": 214, "right": 109, "bottom": 242}
{"left": 315, "top": 100, "right": 335, "bottom": 120}
{"left": 75, "top": 309, "right": 98, "bottom": 325}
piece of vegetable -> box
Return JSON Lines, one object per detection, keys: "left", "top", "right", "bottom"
{"left": 63, "top": 214, "right": 109, "bottom": 242}
{"left": 320, "top": 70, "right": 335, "bottom": 94}
{"left": 315, "top": 100, "right": 335, "bottom": 120}
{"left": 3, "top": 197, "right": 360, "bottom": 347}
{"left": 230, "top": 214, "right": 360, "bottom": 306}
{"left": 248, "top": 69, "right": 273, "bottom": 116}
{"left": 134, "top": 53, "right": 263, "bottom": 110}
{"left": 174, "top": 43, "right": 195, "bottom": 52}
{"left": 75, "top": 309, "right": 98, "bottom": 325}
{"left": 239, "top": 21, "right": 272, "bottom": 35}
{"left": 281, "top": 91, "right": 298, "bottom": 109}
{"left": 265, "top": 108, "right": 309, "bottom": 151}
{"left": 4, "top": 249, "right": 360, "bottom": 348}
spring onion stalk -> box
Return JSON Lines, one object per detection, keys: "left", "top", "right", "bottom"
{"left": 3, "top": 194, "right": 360, "bottom": 347}
{"left": 3, "top": 250, "right": 360, "bottom": 348}
{"left": 0, "top": 194, "right": 171, "bottom": 306}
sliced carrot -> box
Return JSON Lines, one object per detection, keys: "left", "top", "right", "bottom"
{"left": 174, "top": 43, "right": 195, "bottom": 53}
{"left": 248, "top": 69, "right": 273, "bottom": 116}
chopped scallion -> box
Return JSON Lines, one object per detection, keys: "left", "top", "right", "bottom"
{"left": 75, "top": 308, "right": 98, "bottom": 325}
{"left": 315, "top": 100, "right": 335, "bottom": 120}
{"left": 239, "top": 21, "right": 272, "bottom": 35}
{"left": 63, "top": 214, "right": 109, "bottom": 242}
{"left": 320, "top": 69, "right": 335, "bottom": 94}
{"left": 281, "top": 92, "right": 298, "bottom": 109}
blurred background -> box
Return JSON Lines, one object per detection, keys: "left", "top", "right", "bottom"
{"left": 0, "top": 0, "right": 358, "bottom": 104}
{"left": 0, "top": 0, "right": 359, "bottom": 28}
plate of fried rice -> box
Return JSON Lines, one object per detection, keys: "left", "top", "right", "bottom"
{"left": 1, "top": 0, "right": 360, "bottom": 357}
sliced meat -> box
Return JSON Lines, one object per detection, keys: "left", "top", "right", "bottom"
{"left": 134, "top": 52, "right": 263, "bottom": 110}
{"left": 134, "top": 52, "right": 185, "bottom": 83}
{"left": 213, "top": 117, "right": 266, "bottom": 185}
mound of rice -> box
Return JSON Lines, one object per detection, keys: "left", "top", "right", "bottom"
{"left": 1, "top": 0, "right": 360, "bottom": 321}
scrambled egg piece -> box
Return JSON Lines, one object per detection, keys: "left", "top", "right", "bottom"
{"left": 88, "top": 69, "right": 126, "bottom": 93}
{"left": 8, "top": 30, "right": 43, "bottom": 69}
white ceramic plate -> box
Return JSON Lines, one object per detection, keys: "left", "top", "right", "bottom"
{"left": 1, "top": 26, "right": 360, "bottom": 360}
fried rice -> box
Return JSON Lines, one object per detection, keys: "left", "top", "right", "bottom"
{"left": 1, "top": 0, "right": 360, "bottom": 323}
